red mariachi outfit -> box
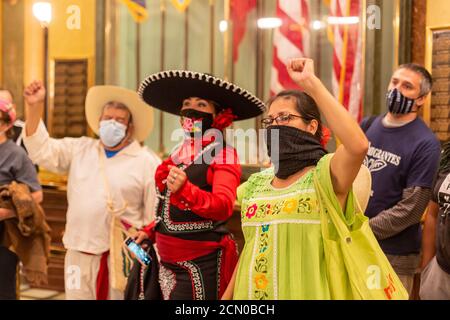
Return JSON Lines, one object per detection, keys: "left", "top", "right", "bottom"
{"left": 143, "top": 136, "right": 241, "bottom": 300}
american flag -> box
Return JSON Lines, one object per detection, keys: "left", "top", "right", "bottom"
{"left": 329, "top": 0, "right": 363, "bottom": 121}
{"left": 231, "top": 0, "right": 257, "bottom": 63}
{"left": 270, "top": 0, "right": 311, "bottom": 95}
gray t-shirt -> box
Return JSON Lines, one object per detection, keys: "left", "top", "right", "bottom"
{"left": 0, "top": 139, "right": 41, "bottom": 192}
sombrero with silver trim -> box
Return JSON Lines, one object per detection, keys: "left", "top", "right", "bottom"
{"left": 138, "top": 70, "right": 265, "bottom": 120}
{"left": 86, "top": 85, "right": 154, "bottom": 142}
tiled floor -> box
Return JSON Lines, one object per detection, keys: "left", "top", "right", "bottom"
{"left": 19, "top": 284, "right": 65, "bottom": 300}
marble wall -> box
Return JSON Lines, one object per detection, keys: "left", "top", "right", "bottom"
{"left": 1, "top": 0, "right": 25, "bottom": 117}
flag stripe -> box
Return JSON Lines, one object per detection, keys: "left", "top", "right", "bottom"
{"left": 277, "top": 6, "right": 304, "bottom": 53}
{"left": 279, "top": 0, "right": 302, "bottom": 24}
{"left": 231, "top": 0, "right": 257, "bottom": 62}
{"left": 271, "top": 0, "right": 310, "bottom": 96}
{"left": 274, "top": 29, "right": 303, "bottom": 63}
{"left": 329, "top": 0, "right": 363, "bottom": 121}
{"left": 273, "top": 48, "right": 302, "bottom": 90}
{"left": 342, "top": 0, "right": 360, "bottom": 109}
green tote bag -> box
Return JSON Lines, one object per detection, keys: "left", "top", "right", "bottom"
{"left": 313, "top": 173, "right": 409, "bottom": 300}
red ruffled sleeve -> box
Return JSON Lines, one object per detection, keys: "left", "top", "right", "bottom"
{"left": 141, "top": 220, "right": 156, "bottom": 242}
{"left": 141, "top": 157, "right": 173, "bottom": 239}
{"left": 155, "top": 157, "right": 175, "bottom": 192}
{"left": 170, "top": 146, "right": 241, "bottom": 221}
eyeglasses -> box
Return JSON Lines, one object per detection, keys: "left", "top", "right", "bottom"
{"left": 261, "top": 113, "right": 304, "bottom": 127}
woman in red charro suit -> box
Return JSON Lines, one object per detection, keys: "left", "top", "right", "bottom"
{"left": 135, "top": 70, "right": 265, "bottom": 300}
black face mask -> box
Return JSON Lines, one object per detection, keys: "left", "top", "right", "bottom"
{"left": 386, "top": 88, "right": 420, "bottom": 114}
{"left": 265, "top": 125, "right": 327, "bottom": 180}
{"left": 180, "top": 109, "right": 214, "bottom": 137}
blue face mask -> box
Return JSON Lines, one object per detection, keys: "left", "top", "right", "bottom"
{"left": 99, "top": 119, "right": 127, "bottom": 148}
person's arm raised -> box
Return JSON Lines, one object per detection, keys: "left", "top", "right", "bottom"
{"left": 22, "top": 80, "right": 81, "bottom": 174}
{"left": 24, "top": 80, "right": 46, "bottom": 137}
{"left": 287, "top": 58, "right": 369, "bottom": 208}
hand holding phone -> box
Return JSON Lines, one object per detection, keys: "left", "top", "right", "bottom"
{"left": 124, "top": 237, "right": 152, "bottom": 266}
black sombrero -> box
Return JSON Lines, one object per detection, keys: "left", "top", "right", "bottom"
{"left": 138, "top": 70, "right": 265, "bottom": 121}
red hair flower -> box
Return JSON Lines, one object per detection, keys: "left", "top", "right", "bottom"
{"left": 321, "top": 125, "right": 332, "bottom": 148}
{"left": 212, "top": 108, "right": 237, "bottom": 131}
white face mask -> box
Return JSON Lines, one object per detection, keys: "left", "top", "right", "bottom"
{"left": 99, "top": 119, "right": 127, "bottom": 148}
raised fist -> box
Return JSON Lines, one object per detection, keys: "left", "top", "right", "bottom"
{"left": 287, "top": 58, "right": 317, "bottom": 93}
{"left": 24, "top": 81, "right": 46, "bottom": 106}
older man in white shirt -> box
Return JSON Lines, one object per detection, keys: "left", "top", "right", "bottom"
{"left": 22, "top": 81, "right": 160, "bottom": 300}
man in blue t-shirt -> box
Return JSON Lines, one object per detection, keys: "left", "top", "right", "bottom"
{"left": 361, "top": 63, "right": 441, "bottom": 296}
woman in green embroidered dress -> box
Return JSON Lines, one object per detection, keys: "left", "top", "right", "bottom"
{"left": 222, "top": 58, "right": 369, "bottom": 300}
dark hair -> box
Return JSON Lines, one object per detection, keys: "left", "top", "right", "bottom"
{"left": 0, "top": 109, "right": 14, "bottom": 139}
{"left": 200, "top": 74, "right": 222, "bottom": 113}
{"left": 181, "top": 97, "right": 222, "bottom": 115}
{"left": 267, "top": 90, "right": 323, "bottom": 142}
{"left": 209, "top": 100, "right": 222, "bottom": 114}
{"left": 397, "top": 63, "right": 433, "bottom": 96}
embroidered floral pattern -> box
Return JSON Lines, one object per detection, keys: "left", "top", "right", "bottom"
{"left": 181, "top": 117, "right": 194, "bottom": 132}
{"left": 256, "top": 203, "right": 271, "bottom": 218}
{"left": 259, "top": 229, "right": 270, "bottom": 254}
{"left": 254, "top": 224, "right": 270, "bottom": 300}
{"left": 245, "top": 204, "right": 258, "bottom": 219}
{"left": 266, "top": 204, "right": 272, "bottom": 215}
{"left": 159, "top": 264, "right": 177, "bottom": 300}
{"left": 297, "top": 197, "right": 312, "bottom": 214}
{"left": 234, "top": 156, "right": 332, "bottom": 300}
{"left": 177, "top": 261, "right": 205, "bottom": 300}
{"left": 181, "top": 117, "right": 203, "bottom": 133}
{"left": 243, "top": 196, "right": 315, "bottom": 221}
{"left": 282, "top": 199, "right": 298, "bottom": 214}
{"left": 254, "top": 274, "right": 269, "bottom": 290}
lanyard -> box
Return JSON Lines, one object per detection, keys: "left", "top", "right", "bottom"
{"left": 98, "top": 145, "right": 129, "bottom": 216}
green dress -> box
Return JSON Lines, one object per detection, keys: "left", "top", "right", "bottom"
{"left": 233, "top": 154, "right": 356, "bottom": 300}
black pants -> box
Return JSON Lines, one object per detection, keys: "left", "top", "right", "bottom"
{"left": 159, "top": 250, "right": 222, "bottom": 300}
{"left": 0, "top": 246, "right": 18, "bottom": 300}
